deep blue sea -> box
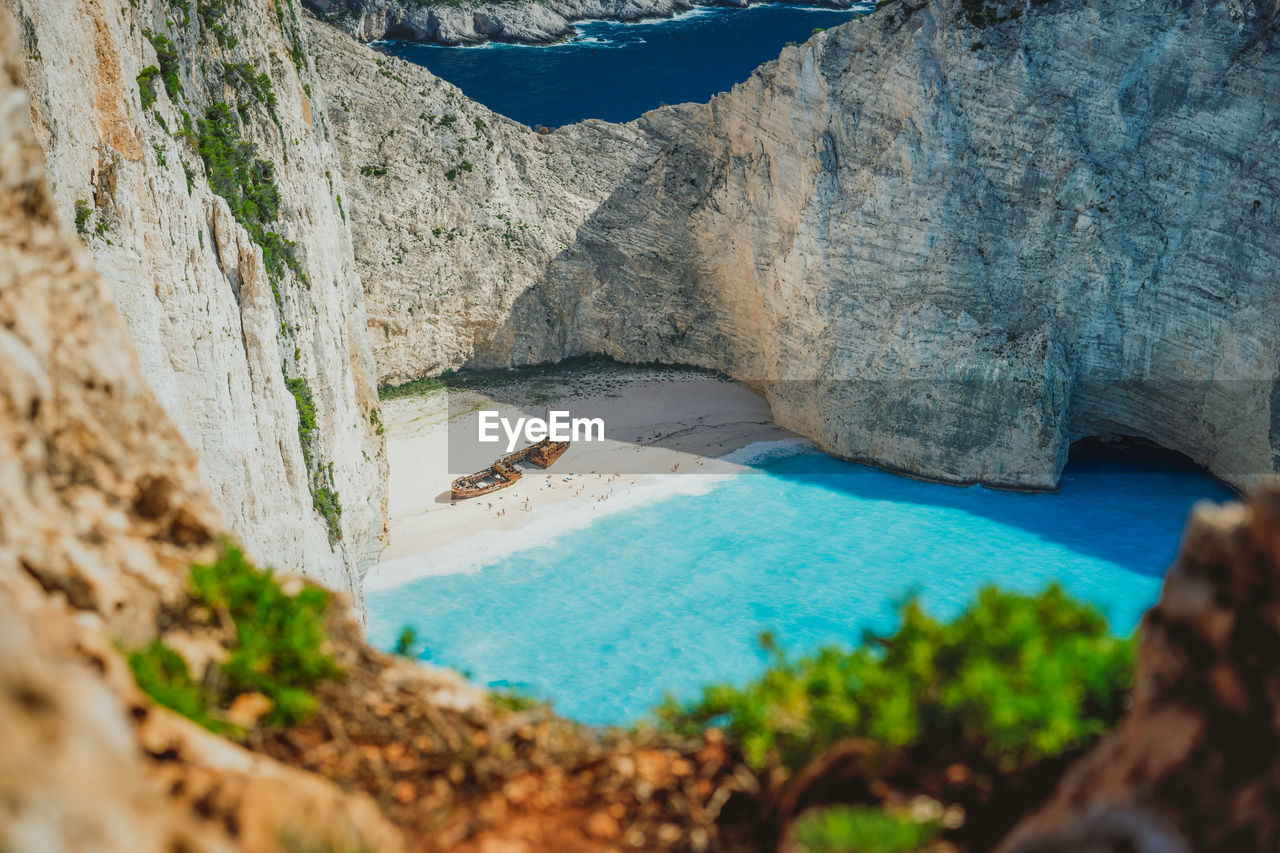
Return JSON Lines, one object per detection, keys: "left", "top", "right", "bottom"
{"left": 368, "top": 442, "right": 1234, "bottom": 725}
{"left": 381, "top": 4, "right": 867, "bottom": 127}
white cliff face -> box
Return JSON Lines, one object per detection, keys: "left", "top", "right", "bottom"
{"left": 324, "top": 0, "right": 1280, "bottom": 491}
{"left": 7, "top": 0, "right": 387, "bottom": 609}
{"left": 494, "top": 0, "right": 1280, "bottom": 490}
{"left": 306, "top": 18, "right": 661, "bottom": 385}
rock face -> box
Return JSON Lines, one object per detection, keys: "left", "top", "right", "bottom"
{"left": 314, "top": 0, "right": 1280, "bottom": 493}
{"left": 305, "top": 18, "right": 662, "bottom": 384}
{"left": 999, "top": 484, "right": 1280, "bottom": 852}
{"left": 0, "top": 11, "right": 405, "bottom": 846}
{"left": 0, "top": 31, "right": 754, "bottom": 847}
{"left": 305, "top": 0, "right": 852, "bottom": 47}
{"left": 5, "top": 0, "right": 388, "bottom": 607}
{"left": 354, "top": 0, "right": 1277, "bottom": 490}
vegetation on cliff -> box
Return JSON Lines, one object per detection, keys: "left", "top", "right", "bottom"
{"left": 128, "top": 545, "right": 341, "bottom": 733}
{"left": 286, "top": 377, "right": 344, "bottom": 543}
{"left": 659, "top": 585, "right": 1132, "bottom": 772}
{"left": 195, "top": 101, "right": 301, "bottom": 290}
{"left": 658, "top": 584, "right": 1134, "bottom": 849}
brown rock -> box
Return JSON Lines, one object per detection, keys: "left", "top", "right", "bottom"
{"left": 585, "top": 810, "right": 621, "bottom": 840}
{"left": 226, "top": 693, "right": 274, "bottom": 729}
{"left": 1001, "top": 486, "right": 1280, "bottom": 852}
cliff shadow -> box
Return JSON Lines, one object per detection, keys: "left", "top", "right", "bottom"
{"left": 757, "top": 436, "right": 1237, "bottom": 580}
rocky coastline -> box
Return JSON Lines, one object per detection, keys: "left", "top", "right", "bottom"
{"left": 303, "top": 0, "right": 861, "bottom": 47}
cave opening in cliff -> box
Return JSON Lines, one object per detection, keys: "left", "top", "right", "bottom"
{"left": 1065, "top": 435, "right": 1228, "bottom": 489}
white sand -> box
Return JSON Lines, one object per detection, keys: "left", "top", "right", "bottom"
{"left": 365, "top": 367, "right": 802, "bottom": 590}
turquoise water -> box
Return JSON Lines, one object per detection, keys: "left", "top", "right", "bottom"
{"left": 367, "top": 442, "right": 1235, "bottom": 726}
{"left": 381, "top": 4, "right": 867, "bottom": 127}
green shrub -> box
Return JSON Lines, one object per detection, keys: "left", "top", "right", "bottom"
{"left": 189, "top": 546, "right": 340, "bottom": 725}
{"left": 128, "top": 640, "right": 223, "bottom": 731}
{"left": 128, "top": 545, "right": 341, "bottom": 732}
{"left": 792, "top": 806, "right": 939, "bottom": 853}
{"left": 359, "top": 163, "right": 388, "bottom": 178}
{"left": 74, "top": 199, "right": 91, "bottom": 234}
{"left": 285, "top": 377, "right": 317, "bottom": 467}
{"left": 195, "top": 102, "right": 300, "bottom": 286}
{"left": 312, "top": 481, "right": 343, "bottom": 545}
{"left": 657, "top": 585, "right": 1133, "bottom": 773}
{"left": 145, "top": 31, "right": 182, "bottom": 102}
{"left": 394, "top": 626, "right": 418, "bottom": 657}
{"left": 137, "top": 65, "right": 160, "bottom": 109}
{"left": 198, "top": 0, "right": 238, "bottom": 47}
{"left": 489, "top": 689, "right": 541, "bottom": 713}
{"left": 222, "top": 61, "right": 278, "bottom": 120}
{"left": 285, "top": 378, "right": 342, "bottom": 544}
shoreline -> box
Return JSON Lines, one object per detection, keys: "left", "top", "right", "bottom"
{"left": 314, "top": 0, "right": 867, "bottom": 51}
{"left": 365, "top": 365, "right": 800, "bottom": 591}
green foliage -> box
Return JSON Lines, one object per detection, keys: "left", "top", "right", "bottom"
{"left": 285, "top": 378, "right": 343, "bottom": 544}
{"left": 359, "top": 163, "right": 388, "bottom": 178}
{"left": 145, "top": 31, "right": 182, "bottom": 102}
{"left": 127, "top": 640, "right": 223, "bottom": 731}
{"left": 286, "top": 377, "right": 317, "bottom": 468}
{"left": 792, "top": 806, "right": 939, "bottom": 853}
{"left": 189, "top": 546, "right": 340, "bottom": 726}
{"left": 167, "top": 0, "right": 192, "bottom": 26}
{"left": 137, "top": 64, "right": 160, "bottom": 109}
{"left": 961, "top": 0, "right": 1034, "bottom": 27}
{"left": 128, "top": 545, "right": 341, "bottom": 732}
{"left": 312, "top": 481, "right": 343, "bottom": 545}
{"left": 657, "top": 585, "right": 1134, "bottom": 773}
{"left": 195, "top": 102, "right": 300, "bottom": 286}
{"left": 74, "top": 199, "right": 91, "bottom": 234}
{"left": 198, "top": 0, "right": 238, "bottom": 47}
{"left": 394, "top": 626, "right": 418, "bottom": 657}
{"left": 222, "top": 61, "right": 278, "bottom": 119}
{"left": 378, "top": 371, "right": 464, "bottom": 400}
{"left": 488, "top": 689, "right": 541, "bottom": 713}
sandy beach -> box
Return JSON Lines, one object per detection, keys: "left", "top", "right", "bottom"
{"left": 365, "top": 363, "right": 801, "bottom": 589}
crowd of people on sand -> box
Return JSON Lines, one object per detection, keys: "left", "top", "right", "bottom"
{"left": 452, "top": 466, "right": 682, "bottom": 520}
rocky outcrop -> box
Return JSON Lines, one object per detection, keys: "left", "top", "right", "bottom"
{"left": 0, "top": 13, "right": 404, "bottom": 846}
{"left": 493, "top": 0, "right": 1280, "bottom": 491}
{"left": 306, "top": 0, "right": 854, "bottom": 47}
{"left": 332, "top": 0, "right": 1279, "bottom": 490}
{"left": 305, "top": 17, "right": 662, "bottom": 384}
{"left": 5, "top": 0, "right": 388, "bottom": 607}
{"left": 0, "top": 15, "right": 753, "bottom": 848}
{"left": 999, "top": 484, "right": 1280, "bottom": 852}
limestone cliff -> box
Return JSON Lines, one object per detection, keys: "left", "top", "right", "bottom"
{"left": 501, "top": 0, "right": 1280, "bottom": 490}
{"left": 305, "top": 17, "right": 662, "bottom": 384}
{"left": 337, "top": 0, "right": 1280, "bottom": 490}
{"left": 0, "top": 16, "right": 748, "bottom": 848}
{"left": 5, "top": 0, "right": 388, "bottom": 606}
